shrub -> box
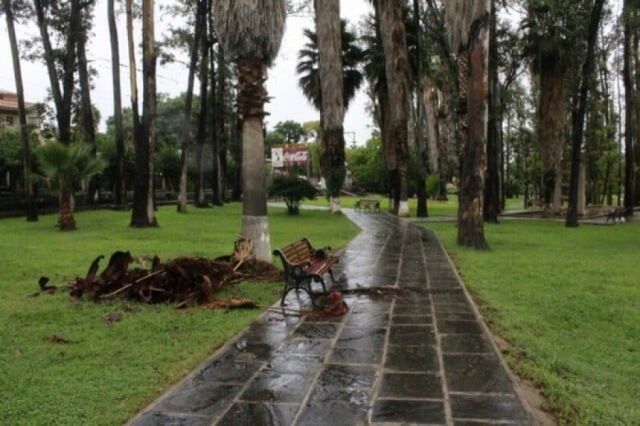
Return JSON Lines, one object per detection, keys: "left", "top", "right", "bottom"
{"left": 269, "top": 174, "right": 317, "bottom": 215}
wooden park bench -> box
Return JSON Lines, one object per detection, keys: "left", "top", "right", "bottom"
{"left": 355, "top": 198, "right": 381, "bottom": 212}
{"left": 273, "top": 238, "right": 339, "bottom": 306}
{"left": 606, "top": 207, "right": 628, "bottom": 224}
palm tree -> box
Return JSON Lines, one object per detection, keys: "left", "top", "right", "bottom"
{"left": 376, "top": 0, "right": 411, "bottom": 217}
{"left": 446, "top": 0, "right": 490, "bottom": 249}
{"left": 313, "top": 0, "right": 346, "bottom": 214}
{"left": 37, "top": 143, "right": 105, "bottom": 231}
{"left": 2, "top": 0, "right": 37, "bottom": 221}
{"left": 296, "top": 21, "right": 365, "bottom": 113}
{"left": 213, "top": 0, "right": 286, "bottom": 261}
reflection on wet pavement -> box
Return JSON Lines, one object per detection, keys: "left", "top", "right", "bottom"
{"left": 130, "top": 211, "right": 533, "bottom": 425}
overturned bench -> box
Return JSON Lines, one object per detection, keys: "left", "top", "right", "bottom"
{"left": 273, "top": 238, "right": 339, "bottom": 306}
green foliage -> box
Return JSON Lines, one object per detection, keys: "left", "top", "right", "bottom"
{"left": 0, "top": 130, "right": 23, "bottom": 183}
{"left": 346, "top": 136, "right": 387, "bottom": 193}
{"left": 269, "top": 174, "right": 317, "bottom": 214}
{"left": 297, "top": 19, "right": 365, "bottom": 111}
{"left": 36, "top": 141, "right": 105, "bottom": 191}
{"left": 274, "top": 120, "right": 306, "bottom": 143}
{"left": 428, "top": 220, "right": 640, "bottom": 424}
{"left": 0, "top": 205, "right": 358, "bottom": 425}
{"left": 325, "top": 166, "right": 346, "bottom": 198}
{"left": 425, "top": 174, "right": 440, "bottom": 199}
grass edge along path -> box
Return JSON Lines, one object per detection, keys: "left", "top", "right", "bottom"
{"left": 0, "top": 204, "right": 359, "bottom": 426}
{"left": 426, "top": 220, "right": 640, "bottom": 425}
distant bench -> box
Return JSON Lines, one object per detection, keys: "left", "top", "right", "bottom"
{"left": 606, "top": 207, "right": 628, "bottom": 224}
{"left": 355, "top": 198, "right": 381, "bottom": 212}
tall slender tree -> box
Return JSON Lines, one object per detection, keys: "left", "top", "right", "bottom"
{"left": 484, "top": 0, "right": 500, "bottom": 223}
{"left": 566, "top": 0, "right": 606, "bottom": 227}
{"left": 377, "top": 0, "right": 411, "bottom": 217}
{"left": 2, "top": 0, "right": 37, "bottom": 221}
{"left": 177, "top": 0, "right": 206, "bottom": 212}
{"left": 447, "top": 0, "right": 490, "bottom": 249}
{"left": 314, "top": 0, "right": 346, "bottom": 214}
{"left": 194, "top": 17, "right": 210, "bottom": 208}
{"left": 130, "top": 0, "right": 158, "bottom": 227}
{"left": 213, "top": 0, "right": 287, "bottom": 262}
{"left": 623, "top": 0, "right": 636, "bottom": 214}
{"left": 414, "top": 0, "right": 429, "bottom": 218}
{"left": 76, "top": 3, "right": 99, "bottom": 203}
{"left": 108, "top": 0, "right": 126, "bottom": 208}
{"left": 33, "top": 0, "right": 82, "bottom": 145}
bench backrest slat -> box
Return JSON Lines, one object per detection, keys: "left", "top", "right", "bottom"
{"left": 278, "top": 238, "right": 314, "bottom": 265}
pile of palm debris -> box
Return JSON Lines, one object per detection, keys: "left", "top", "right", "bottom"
{"left": 50, "top": 239, "right": 282, "bottom": 308}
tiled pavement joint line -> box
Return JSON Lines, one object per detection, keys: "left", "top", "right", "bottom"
{"left": 290, "top": 289, "right": 353, "bottom": 425}
{"left": 367, "top": 297, "right": 396, "bottom": 424}
{"left": 422, "top": 224, "right": 537, "bottom": 422}
{"left": 420, "top": 229, "right": 454, "bottom": 426}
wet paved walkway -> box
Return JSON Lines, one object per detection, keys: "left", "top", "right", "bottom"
{"left": 130, "top": 212, "right": 533, "bottom": 425}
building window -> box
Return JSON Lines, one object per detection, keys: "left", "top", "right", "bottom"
{"left": 5, "top": 116, "right": 14, "bottom": 127}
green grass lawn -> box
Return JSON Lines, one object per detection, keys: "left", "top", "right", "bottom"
{"left": 426, "top": 220, "right": 640, "bottom": 424}
{"left": 305, "top": 194, "right": 526, "bottom": 216}
{"left": 0, "top": 204, "right": 358, "bottom": 426}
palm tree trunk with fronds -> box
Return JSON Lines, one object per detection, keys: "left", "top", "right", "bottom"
{"left": 108, "top": 0, "right": 126, "bottom": 208}
{"left": 238, "top": 58, "right": 271, "bottom": 260}
{"left": 59, "top": 179, "right": 76, "bottom": 231}
{"left": 315, "top": 0, "right": 346, "bottom": 214}
{"left": 377, "top": 0, "right": 411, "bottom": 217}
{"left": 3, "top": 0, "right": 37, "bottom": 221}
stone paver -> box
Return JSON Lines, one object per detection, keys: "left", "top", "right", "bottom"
{"left": 129, "top": 211, "right": 534, "bottom": 426}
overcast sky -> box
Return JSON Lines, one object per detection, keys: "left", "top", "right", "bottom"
{"left": 0, "top": 0, "right": 374, "bottom": 145}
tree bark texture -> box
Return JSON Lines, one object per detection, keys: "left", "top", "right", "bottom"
{"left": 237, "top": 57, "right": 271, "bottom": 261}
{"left": 377, "top": 0, "right": 411, "bottom": 217}
{"left": 484, "top": 0, "right": 500, "bottom": 223}
{"left": 449, "top": 0, "right": 490, "bottom": 250}
{"left": 131, "top": 0, "right": 158, "bottom": 227}
{"left": 315, "top": 0, "right": 346, "bottom": 213}
{"left": 414, "top": 0, "right": 428, "bottom": 218}
{"left": 537, "top": 55, "right": 566, "bottom": 214}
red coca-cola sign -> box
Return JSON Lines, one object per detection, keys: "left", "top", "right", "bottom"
{"left": 272, "top": 145, "right": 309, "bottom": 168}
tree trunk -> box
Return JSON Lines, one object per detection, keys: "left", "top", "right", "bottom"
{"left": 33, "top": 0, "right": 81, "bottom": 145}
{"left": 58, "top": 181, "right": 76, "bottom": 231}
{"left": 108, "top": 0, "right": 126, "bottom": 208}
{"left": 484, "top": 0, "right": 500, "bottom": 223}
{"left": 538, "top": 55, "right": 566, "bottom": 215}
{"left": 450, "top": 0, "right": 490, "bottom": 250}
{"left": 217, "top": 47, "right": 228, "bottom": 203}
{"left": 194, "top": 26, "right": 210, "bottom": 208}
{"left": 634, "top": 23, "right": 640, "bottom": 205}
{"left": 566, "top": 0, "right": 605, "bottom": 227}
{"left": 315, "top": 0, "right": 345, "bottom": 214}
{"left": 178, "top": 0, "right": 206, "bottom": 212}
{"left": 237, "top": 58, "right": 271, "bottom": 262}
{"left": 77, "top": 14, "right": 99, "bottom": 204}
{"left": 131, "top": 0, "right": 158, "bottom": 227}
{"left": 3, "top": 0, "right": 37, "bottom": 221}
{"left": 377, "top": 0, "right": 411, "bottom": 217}
{"left": 623, "top": 0, "right": 636, "bottom": 215}
{"left": 414, "top": 0, "right": 428, "bottom": 218}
